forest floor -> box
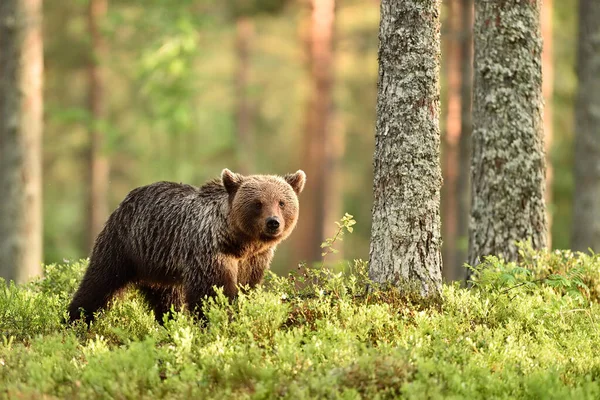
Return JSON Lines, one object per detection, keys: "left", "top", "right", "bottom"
{"left": 1, "top": 245, "right": 600, "bottom": 399}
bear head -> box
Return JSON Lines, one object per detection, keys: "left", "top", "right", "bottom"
{"left": 221, "top": 169, "right": 306, "bottom": 243}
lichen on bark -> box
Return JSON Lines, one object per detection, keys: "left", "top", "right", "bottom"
{"left": 369, "top": 0, "right": 443, "bottom": 298}
{"left": 468, "top": 0, "right": 548, "bottom": 267}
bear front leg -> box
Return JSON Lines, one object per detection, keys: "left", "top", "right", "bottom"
{"left": 184, "top": 258, "right": 238, "bottom": 321}
{"left": 137, "top": 284, "right": 184, "bottom": 324}
{"left": 239, "top": 248, "right": 275, "bottom": 289}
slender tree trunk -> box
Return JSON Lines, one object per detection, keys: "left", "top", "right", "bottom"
{"left": 458, "top": 0, "right": 473, "bottom": 279}
{"left": 542, "top": 0, "right": 554, "bottom": 248}
{"left": 87, "top": 0, "right": 109, "bottom": 251}
{"left": 369, "top": 0, "right": 443, "bottom": 297}
{"left": 468, "top": 0, "right": 547, "bottom": 268}
{"left": 0, "top": 0, "right": 44, "bottom": 283}
{"left": 442, "top": 0, "right": 463, "bottom": 281}
{"left": 295, "top": 0, "right": 335, "bottom": 266}
{"left": 571, "top": 0, "right": 600, "bottom": 252}
{"left": 235, "top": 16, "right": 254, "bottom": 175}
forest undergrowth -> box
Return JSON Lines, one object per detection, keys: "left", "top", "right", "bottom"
{"left": 1, "top": 239, "right": 600, "bottom": 399}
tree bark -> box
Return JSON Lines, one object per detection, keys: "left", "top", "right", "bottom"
{"left": 234, "top": 16, "right": 255, "bottom": 175}
{"left": 369, "top": 0, "right": 443, "bottom": 297}
{"left": 0, "top": 0, "right": 44, "bottom": 283}
{"left": 542, "top": 0, "right": 554, "bottom": 248}
{"left": 87, "top": 0, "right": 109, "bottom": 251}
{"left": 294, "top": 0, "right": 335, "bottom": 266}
{"left": 468, "top": 0, "right": 548, "bottom": 267}
{"left": 571, "top": 0, "right": 600, "bottom": 252}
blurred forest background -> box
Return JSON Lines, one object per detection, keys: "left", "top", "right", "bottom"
{"left": 16, "top": 0, "right": 578, "bottom": 279}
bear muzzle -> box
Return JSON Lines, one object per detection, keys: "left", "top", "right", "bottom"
{"left": 265, "top": 216, "right": 282, "bottom": 236}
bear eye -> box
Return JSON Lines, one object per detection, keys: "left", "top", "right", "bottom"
{"left": 279, "top": 200, "right": 285, "bottom": 208}
{"left": 254, "top": 201, "right": 263, "bottom": 210}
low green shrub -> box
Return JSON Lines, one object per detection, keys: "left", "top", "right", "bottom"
{"left": 469, "top": 241, "right": 600, "bottom": 305}
{"left": 0, "top": 279, "right": 65, "bottom": 341}
{"left": 1, "top": 242, "right": 600, "bottom": 399}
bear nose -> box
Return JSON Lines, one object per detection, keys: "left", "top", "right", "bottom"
{"left": 266, "top": 217, "right": 280, "bottom": 231}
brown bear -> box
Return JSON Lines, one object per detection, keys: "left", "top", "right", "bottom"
{"left": 67, "top": 169, "right": 305, "bottom": 324}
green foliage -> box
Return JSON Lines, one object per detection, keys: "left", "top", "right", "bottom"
{"left": 30, "top": 259, "right": 87, "bottom": 302}
{"left": 2, "top": 247, "right": 600, "bottom": 398}
{"left": 320, "top": 213, "right": 356, "bottom": 258}
{"left": 0, "top": 280, "right": 65, "bottom": 342}
{"left": 468, "top": 241, "right": 600, "bottom": 305}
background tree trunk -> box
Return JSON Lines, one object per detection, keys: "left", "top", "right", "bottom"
{"left": 0, "top": 0, "right": 44, "bottom": 283}
{"left": 87, "top": 0, "right": 109, "bottom": 251}
{"left": 294, "top": 0, "right": 335, "bottom": 266}
{"left": 571, "top": 0, "right": 600, "bottom": 252}
{"left": 468, "top": 0, "right": 547, "bottom": 268}
{"left": 234, "top": 16, "right": 255, "bottom": 175}
{"left": 542, "top": 0, "right": 554, "bottom": 248}
{"left": 369, "top": 0, "right": 443, "bottom": 297}
{"left": 442, "top": 0, "right": 463, "bottom": 281}
{"left": 457, "top": 0, "right": 473, "bottom": 280}
{"left": 322, "top": 112, "right": 345, "bottom": 264}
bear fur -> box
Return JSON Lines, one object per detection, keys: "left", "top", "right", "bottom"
{"left": 67, "top": 169, "right": 306, "bottom": 324}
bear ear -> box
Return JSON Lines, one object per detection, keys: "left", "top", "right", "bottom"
{"left": 221, "top": 169, "right": 244, "bottom": 196}
{"left": 284, "top": 170, "right": 306, "bottom": 195}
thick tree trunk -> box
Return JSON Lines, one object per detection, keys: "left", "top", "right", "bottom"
{"left": 294, "top": 0, "right": 335, "bottom": 266}
{"left": 457, "top": 0, "right": 473, "bottom": 280}
{"left": 571, "top": 0, "right": 600, "bottom": 252}
{"left": 468, "top": 0, "right": 548, "bottom": 267}
{"left": 87, "top": 0, "right": 109, "bottom": 251}
{"left": 542, "top": 0, "right": 553, "bottom": 248}
{"left": 369, "top": 0, "right": 443, "bottom": 297}
{"left": 234, "top": 16, "right": 254, "bottom": 175}
{"left": 0, "top": 0, "right": 44, "bottom": 283}
{"left": 442, "top": 0, "right": 463, "bottom": 281}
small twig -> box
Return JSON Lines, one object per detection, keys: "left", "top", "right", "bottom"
{"left": 321, "top": 224, "right": 344, "bottom": 261}
{"left": 499, "top": 282, "right": 528, "bottom": 294}
{"left": 499, "top": 278, "right": 544, "bottom": 295}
